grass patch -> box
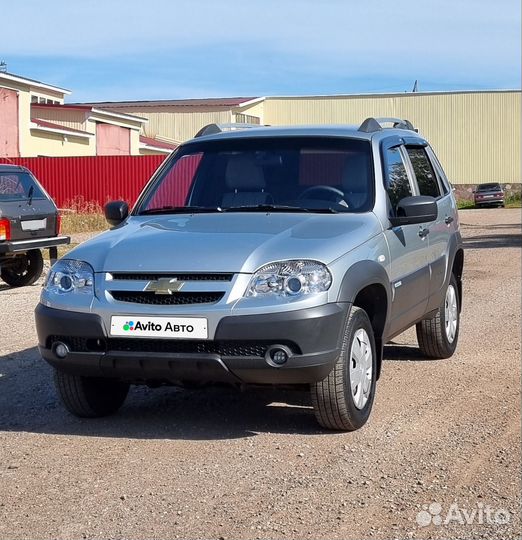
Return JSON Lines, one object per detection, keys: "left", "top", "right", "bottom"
{"left": 60, "top": 196, "right": 108, "bottom": 235}
{"left": 457, "top": 199, "right": 475, "bottom": 210}
{"left": 61, "top": 213, "right": 107, "bottom": 235}
{"left": 505, "top": 193, "right": 521, "bottom": 208}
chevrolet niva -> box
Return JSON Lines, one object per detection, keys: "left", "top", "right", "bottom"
{"left": 35, "top": 118, "right": 463, "bottom": 431}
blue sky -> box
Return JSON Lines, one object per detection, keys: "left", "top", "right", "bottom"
{"left": 2, "top": 0, "right": 520, "bottom": 102}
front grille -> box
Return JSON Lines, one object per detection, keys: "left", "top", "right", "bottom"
{"left": 110, "top": 272, "right": 234, "bottom": 282}
{"left": 47, "top": 335, "right": 298, "bottom": 357}
{"left": 108, "top": 338, "right": 270, "bottom": 357}
{"left": 110, "top": 291, "right": 224, "bottom": 305}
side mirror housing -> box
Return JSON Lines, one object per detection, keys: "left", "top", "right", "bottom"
{"left": 389, "top": 196, "right": 438, "bottom": 227}
{"left": 104, "top": 200, "right": 129, "bottom": 227}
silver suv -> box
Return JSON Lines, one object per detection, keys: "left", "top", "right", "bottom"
{"left": 35, "top": 118, "right": 463, "bottom": 431}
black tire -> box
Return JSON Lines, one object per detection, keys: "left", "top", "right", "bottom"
{"left": 1, "top": 249, "right": 44, "bottom": 287}
{"left": 54, "top": 370, "right": 130, "bottom": 418}
{"left": 416, "top": 274, "right": 460, "bottom": 359}
{"left": 310, "top": 306, "right": 377, "bottom": 431}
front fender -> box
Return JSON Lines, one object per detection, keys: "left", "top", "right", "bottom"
{"left": 337, "top": 260, "right": 392, "bottom": 379}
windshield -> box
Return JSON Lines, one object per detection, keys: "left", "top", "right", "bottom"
{"left": 477, "top": 183, "right": 501, "bottom": 192}
{"left": 136, "top": 137, "right": 373, "bottom": 214}
{"left": 0, "top": 172, "right": 46, "bottom": 202}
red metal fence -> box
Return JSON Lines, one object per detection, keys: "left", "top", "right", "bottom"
{"left": 0, "top": 155, "right": 167, "bottom": 208}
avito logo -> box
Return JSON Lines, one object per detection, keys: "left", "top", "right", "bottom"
{"left": 123, "top": 321, "right": 135, "bottom": 331}
{"left": 122, "top": 319, "right": 195, "bottom": 333}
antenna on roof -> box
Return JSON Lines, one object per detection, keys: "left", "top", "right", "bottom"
{"left": 0, "top": 61, "right": 7, "bottom": 73}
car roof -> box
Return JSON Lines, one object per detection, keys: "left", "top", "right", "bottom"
{"left": 184, "top": 124, "right": 424, "bottom": 145}
{"left": 0, "top": 164, "right": 28, "bottom": 173}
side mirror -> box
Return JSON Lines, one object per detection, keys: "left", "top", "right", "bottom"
{"left": 104, "top": 200, "right": 129, "bottom": 227}
{"left": 389, "top": 196, "right": 438, "bottom": 227}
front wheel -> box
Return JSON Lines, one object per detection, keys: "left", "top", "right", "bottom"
{"left": 54, "top": 370, "right": 130, "bottom": 418}
{"left": 1, "top": 249, "right": 44, "bottom": 287}
{"left": 310, "top": 306, "right": 377, "bottom": 431}
{"left": 416, "top": 274, "right": 460, "bottom": 359}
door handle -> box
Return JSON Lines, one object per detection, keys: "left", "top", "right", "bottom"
{"left": 445, "top": 216, "right": 454, "bottom": 224}
{"left": 418, "top": 227, "right": 430, "bottom": 238}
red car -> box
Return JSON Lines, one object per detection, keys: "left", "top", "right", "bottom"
{"left": 473, "top": 183, "right": 505, "bottom": 208}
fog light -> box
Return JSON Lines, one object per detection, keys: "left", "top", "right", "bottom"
{"left": 266, "top": 345, "right": 292, "bottom": 367}
{"left": 54, "top": 342, "right": 69, "bottom": 359}
{"left": 272, "top": 350, "right": 288, "bottom": 364}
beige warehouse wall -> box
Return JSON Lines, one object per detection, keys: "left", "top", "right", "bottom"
{"left": 234, "top": 101, "right": 265, "bottom": 124}
{"left": 108, "top": 107, "right": 232, "bottom": 142}
{"left": 32, "top": 108, "right": 88, "bottom": 132}
{"left": 263, "top": 92, "right": 521, "bottom": 184}
{"left": 25, "top": 131, "right": 93, "bottom": 157}
{"left": 129, "top": 129, "right": 141, "bottom": 155}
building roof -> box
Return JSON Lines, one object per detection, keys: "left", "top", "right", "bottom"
{"left": 79, "top": 97, "right": 260, "bottom": 109}
{"left": 76, "top": 89, "right": 521, "bottom": 111}
{"left": 0, "top": 71, "right": 71, "bottom": 95}
{"left": 30, "top": 118, "right": 94, "bottom": 138}
{"left": 266, "top": 89, "right": 521, "bottom": 100}
{"left": 32, "top": 103, "right": 147, "bottom": 123}
{"left": 139, "top": 135, "right": 178, "bottom": 151}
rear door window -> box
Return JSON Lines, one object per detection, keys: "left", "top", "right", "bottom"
{"left": 384, "top": 146, "right": 413, "bottom": 211}
{"left": 406, "top": 147, "right": 441, "bottom": 198}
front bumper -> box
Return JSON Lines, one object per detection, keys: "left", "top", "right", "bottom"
{"left": 0, "top": 235, "right": 70, "bottom": 255}
{"left": 35, "top": 303, "right": 348, "bottom": 385}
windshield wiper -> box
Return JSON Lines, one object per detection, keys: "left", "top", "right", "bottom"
{"left": 308, "top": 207, "right": 339, "bottom": 214}
{"left": 27, "top": 186, "right": 34, "bottom": 206}
{"left": 138, "top": 206, "right": 223, "bottom": 215}
{"left": 223, "top": 204, "right": 311, "bottom": 213}
{"left": 224, "top": 204, "right": 340, "bottom": 214}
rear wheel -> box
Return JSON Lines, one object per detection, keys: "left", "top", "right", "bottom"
{"left": 54, "top": 370, "right": 130, "bottom": 418}
{"left": 1, "top": 249, "right": 44, "bottom": 287}
{"left": 416, "top": 274, "right": 460, "bottom": 359}
{"left": 310, "top": 306, "right": 377, "bottom": 431}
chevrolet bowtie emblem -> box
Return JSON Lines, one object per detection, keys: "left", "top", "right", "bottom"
{"left": 145, "top": 277, "right": 185, "bottom": 295}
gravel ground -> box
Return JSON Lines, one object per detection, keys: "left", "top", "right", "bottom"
{"left": 0, "top": 208, "right": 520, "bottom": 540}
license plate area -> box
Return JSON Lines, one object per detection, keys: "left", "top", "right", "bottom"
{"left": 21, "top": 218, "right": 47, "bottom": 231}
{"left": 110, "top": 316, "right": 208, "bottom": 339}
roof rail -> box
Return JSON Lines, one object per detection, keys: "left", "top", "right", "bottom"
{"left": 194, "top": 122, "right": 266, "bottom": 138}
{"left": 358, "top": 117, "right": 417, "bottom": 133}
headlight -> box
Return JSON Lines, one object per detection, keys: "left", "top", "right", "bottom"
{"left": 44, "top": 260, "right": 94, "bottom": 294}
{"left": 246, "top": 260, "right": 332, "bottom": 298}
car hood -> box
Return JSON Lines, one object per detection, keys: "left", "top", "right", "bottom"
{"left": 68, "top": 212, "right": 382, "bottom": 273}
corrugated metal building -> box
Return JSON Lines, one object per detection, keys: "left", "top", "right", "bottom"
{"left": 85, "top": 97, "right": 263, "bottom": 146}
{"left": 0, "top": 72, "right": 176, "bottom": 157}
{"left": 92, "top": 90, "right": 521, "bottom": 185}
{"left": 259, "top": 91, "right": 521, "bottom": 185}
